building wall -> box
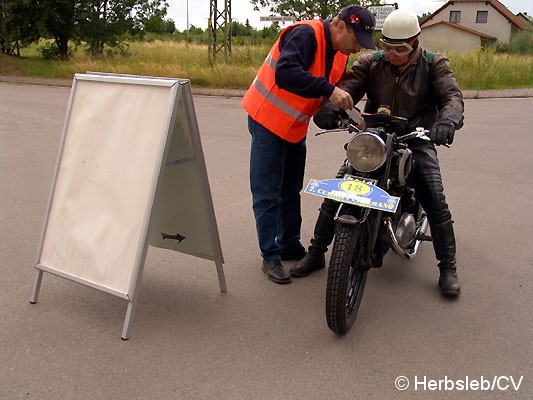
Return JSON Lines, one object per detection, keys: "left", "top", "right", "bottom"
{"left": 423, "top": 2, "right": 513, "bottom": 42}
{"left": 420, "top": 24, "right": 483, "bottom": 53}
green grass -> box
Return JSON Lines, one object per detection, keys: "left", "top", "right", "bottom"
{"left": 449, "top": 50, "right": 533, "bottom": 90}
{"left": 0, "top": 41, "right": 268, "bottom": 89}
{"left": 1, "top": 39, "right": 532, "bottom": 90}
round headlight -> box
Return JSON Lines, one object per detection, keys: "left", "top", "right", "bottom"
{"left": 346, "top": 133, "right": 387, "bottom": 172}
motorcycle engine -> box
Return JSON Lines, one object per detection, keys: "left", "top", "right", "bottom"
{"left": 395, "top": 212, "right": 417, "bottom": 248}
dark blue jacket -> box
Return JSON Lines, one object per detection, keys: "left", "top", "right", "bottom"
{"left": 276, "top": 19, "right": 338, "bottom": 99}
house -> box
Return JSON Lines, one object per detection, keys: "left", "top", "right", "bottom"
{"left": 419, "top": 0, "right": 527, "bottom": 53}
{"left": 516, "top": 12, "right": 532, "bottom": 25}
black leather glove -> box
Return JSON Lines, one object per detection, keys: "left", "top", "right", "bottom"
{"left": 313, "top": 110, "right": 342, "bottom": 129}
{"left": 430, "top": 120, "right": 456, "bottom": 145}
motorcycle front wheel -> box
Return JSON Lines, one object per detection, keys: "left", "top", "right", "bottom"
{"left": 325, "top": 221, "right": 368, "bottom": 334}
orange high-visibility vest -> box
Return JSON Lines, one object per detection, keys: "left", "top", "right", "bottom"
{"left": 242, "top": 20, "right": 348, "bottom": 143}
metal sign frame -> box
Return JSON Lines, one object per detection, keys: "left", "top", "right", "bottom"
{"left": 30, "top": 73, "right": 226, "bottom": 340}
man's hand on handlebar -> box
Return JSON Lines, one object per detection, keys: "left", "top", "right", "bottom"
{"left": 430, "top": 120, "right": 456, "bottom": 146}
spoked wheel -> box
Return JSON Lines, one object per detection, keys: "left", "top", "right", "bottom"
{"left": 325, "top": 221, "right": 369, "bottom": 334}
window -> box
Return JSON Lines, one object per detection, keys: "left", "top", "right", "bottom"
{"left": 449, "top": 11, "right": 461, "bottom": 23}
{"left": 476, "top": 11, "right": 488, "bottom": 23}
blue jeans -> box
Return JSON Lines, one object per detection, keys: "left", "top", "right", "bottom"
{"left": 248, "top": 116, "right": 306, "bottom": 261}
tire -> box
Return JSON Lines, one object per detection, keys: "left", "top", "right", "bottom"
{"left": 325, "top": 221, "right": 369, "bottom": 334}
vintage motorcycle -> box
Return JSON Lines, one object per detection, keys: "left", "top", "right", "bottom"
{"left": 304, "top": 109, "right": 433, "bottom": 334}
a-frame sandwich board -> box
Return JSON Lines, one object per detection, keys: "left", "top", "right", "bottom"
{"left": 30, "top": 73, "right": 226, "bottom": 339}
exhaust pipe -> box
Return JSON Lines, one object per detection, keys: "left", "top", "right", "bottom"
{"left": 384, "top": 215, "right": 430, "bottom": 260}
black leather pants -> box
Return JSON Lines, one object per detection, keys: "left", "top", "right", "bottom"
{"left": 409, "top": 142, "right": 452, "bottom": 226}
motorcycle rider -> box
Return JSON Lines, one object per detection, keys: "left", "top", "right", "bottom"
{"left": 290, "top": 9, "right": 464, "bottom": 296}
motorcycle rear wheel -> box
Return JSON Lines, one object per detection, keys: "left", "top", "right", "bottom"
{"left": 326, "top": 222, "right": 368, "bottom": 334}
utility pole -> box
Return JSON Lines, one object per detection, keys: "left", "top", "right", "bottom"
{"left": 186, "top": 0, "right": 189, "bottom": 43}
{"left": 208, "top": 0, "right": 231, "bottom": 65}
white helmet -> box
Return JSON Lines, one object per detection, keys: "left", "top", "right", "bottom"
{"left": 382, "top": 9, "right": 421, "bottom": 42}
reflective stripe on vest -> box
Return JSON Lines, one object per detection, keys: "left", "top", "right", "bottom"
{"left": 242, "top": 20, "right": 348, "bottom": 143}
{"left": 252, "top": 57, "right": 310, "bottom": 124}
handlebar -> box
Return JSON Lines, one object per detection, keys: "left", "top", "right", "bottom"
{"left": 397, "top": 127, "right": 431, "bottom": 142}
{"left": 361, "top": 112, "right": 408, "bottom": 130}
{"left": 314, "top": 110, "right": 447, "bottom": 147}
{"left": 315, "top": 121, "right": 359, "bottom": 136}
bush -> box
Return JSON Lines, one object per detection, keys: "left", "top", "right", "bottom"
{"left": 497, "top": 27, "right": 533, "bottom": 55}
{"left": 39, "top": 42, "right": 73, "bottom": 60}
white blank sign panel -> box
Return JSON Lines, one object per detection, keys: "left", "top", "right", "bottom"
{"left": 39, "top": 76, "right": 173, "bottom": 296}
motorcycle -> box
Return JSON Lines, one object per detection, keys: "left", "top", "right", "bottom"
{"left": 304, "top": 108, "right": 433, "bottom": 334}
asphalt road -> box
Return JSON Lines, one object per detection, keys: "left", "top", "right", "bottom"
{"left": 1, "top": 82, "right": 532, "bottom": 399}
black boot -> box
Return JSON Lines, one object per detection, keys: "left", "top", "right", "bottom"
{"left": 290, "top": 208, "right": 336, "bottom": 277}
{"left": 432, "top": 220, "right": 461, "bottom": 296}
{"left": 439, "top": 269, "right": 460, "bottom": 296}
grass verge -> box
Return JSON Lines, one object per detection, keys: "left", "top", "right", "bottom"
{"left": 1, "top": 40, "right": 532, "bottom": 90}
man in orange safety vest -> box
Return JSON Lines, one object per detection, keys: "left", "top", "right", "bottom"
{"left": 242, "top": 5, "right": 376, "bottom": 284}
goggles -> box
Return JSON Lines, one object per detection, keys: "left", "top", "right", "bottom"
{"left": 379, "top": 39, "right": 413, "bottom": 56}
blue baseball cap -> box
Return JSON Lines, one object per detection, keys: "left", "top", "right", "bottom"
{"left": 339, "top": 5, "right": 376, "bottom": 50}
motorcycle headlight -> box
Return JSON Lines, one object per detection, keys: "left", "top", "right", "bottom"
{"left": 346, "top": 132, "right": 387, "bottom": 172}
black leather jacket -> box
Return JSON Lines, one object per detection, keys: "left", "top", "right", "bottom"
{"left": 339, "top": 47, "right": 464, "bottom": 132}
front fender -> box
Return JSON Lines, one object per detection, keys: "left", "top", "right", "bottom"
{"left": 335, "top": 203, "right": 371, "bottom": 226}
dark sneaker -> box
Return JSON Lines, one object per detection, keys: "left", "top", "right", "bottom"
{"left": 262, "top": 259, "right": 291, "bottom": 284}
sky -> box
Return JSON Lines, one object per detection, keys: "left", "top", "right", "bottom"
{"left": 166, "top": 0, "right": 533, "bottom": 32}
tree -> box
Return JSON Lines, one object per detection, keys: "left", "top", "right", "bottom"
{"left": 187, "top": 24, "right": 205, "bottom": 35}
{"left": 250, "top": 0, "right": 381, "bottom": 21}
{"left": 258, "top": 23, "right": 281, "bottom": 40}
{"left": 77, "top": 1, "right": 134, "bottom": 56}
{"left": 76, "top": 1, "right": 167, "bottom": 56}
{"left": 231, "top": 20, "right": 254, "bottom": 37}
{"left": 164, "top": 18, "right": 176, "bottom": 34}
{"left": 0, "top": 0, "right": 40, "bottom": 55}
{"left": 35, "top": 0, "right": 83, "bottom": 59}
{"left": 132, "top": 0, "right": 169, "bottom": 34}
{"left": 1, "top": 0, "right": 169, "bottom": 58}
{"left": 419, "top": 12, "right": 431, "bottom": 23}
